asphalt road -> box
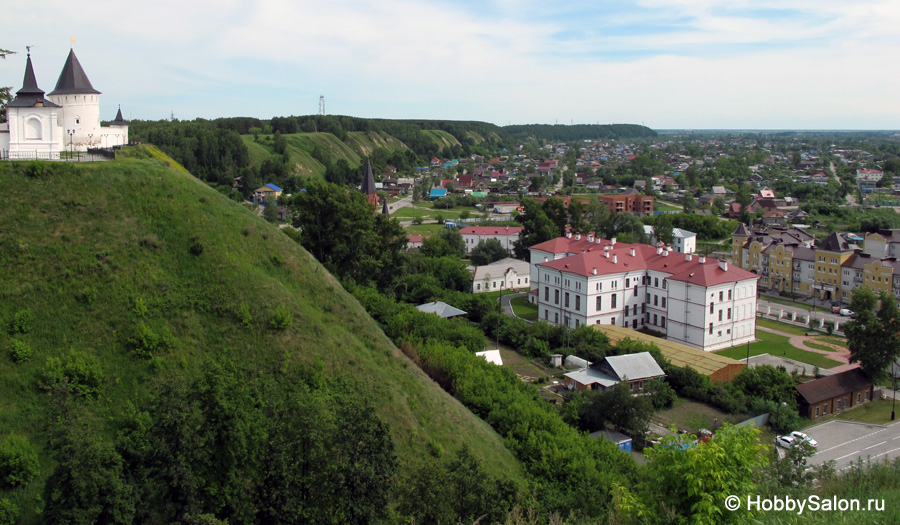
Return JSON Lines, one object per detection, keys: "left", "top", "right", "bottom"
{"left": 804, "top": 420, "right": 900, "bottom": 471}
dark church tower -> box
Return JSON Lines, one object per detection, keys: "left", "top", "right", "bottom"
{"left": 361, "top": 158, "right": 378, "bottom": 206}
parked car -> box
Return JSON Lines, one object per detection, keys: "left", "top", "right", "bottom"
{"left": 839, "top": 308, "right": 855, "bottom": 318}
{"left": 775, "top": 435, "right": 796, "bottom": 449}
{"left": 790, "top": 431, "right": 819, "bottom": 448}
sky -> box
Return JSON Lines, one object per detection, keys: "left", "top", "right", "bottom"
{"left": 3, "top": 0, "right": 899, "bottom": 129}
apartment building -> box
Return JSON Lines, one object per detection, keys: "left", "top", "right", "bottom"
{"left": 529, "top": 235, "right": 758, "bottom": 352}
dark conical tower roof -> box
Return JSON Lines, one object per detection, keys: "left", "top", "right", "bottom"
{"left": 49, "top": 49, "right": 100, "bottom": 96}
{"left": 382, "top": 199, "right": 390, "bottom": 217}
{"left": 361, "top": 158, "right": 377, "bottom": 195}
{"left": 8, "top": 53, "right": 60, "bottom": 108}
{"left": 17, "top": 53, "right": 44, "bottom": 96}
{"left": 110, "top": 105, "right": 128, "bottom": 126}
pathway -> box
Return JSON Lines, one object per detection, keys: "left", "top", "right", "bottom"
{"left": 756, "top": 325, "right": 854, "bottom": 371}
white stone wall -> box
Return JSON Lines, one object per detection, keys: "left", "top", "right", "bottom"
{"left": 49, "top": 93, "right": 102, "bottom": 150}
{"left": 4, "top": 107, "right": 64, "bottom": 159}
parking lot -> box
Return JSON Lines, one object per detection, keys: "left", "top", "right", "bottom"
{"left": 803, "top": 420, "right": 900, "bottom": 471}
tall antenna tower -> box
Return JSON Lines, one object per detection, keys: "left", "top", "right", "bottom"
{"left": 318, "top": 95, "right": 325, "bottom": 116}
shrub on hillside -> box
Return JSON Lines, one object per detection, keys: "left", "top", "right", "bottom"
{"left": 128, "top": 322, "right": 175, "bottom": 359}
{"left": 270, "top": 305, "right": 293, "bottom": 330}
{"left": 9, "top": 338, "right": 33, "bottom": 363}
{"left": 42, "top": 351, "right": 105, "bottom": 398}
{"left": 8, "top": 309, "right": 33, "bottom": 334}
{"left": 0, "top": 499, "right": 18, "bottom": 525}
{"left": 0, "top": 435, "right": 39, "bottom": 488}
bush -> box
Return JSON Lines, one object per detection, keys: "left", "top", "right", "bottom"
{"left": 127, "top": 322, "right": 175, "bottom": 359}
{"left": 270, "top": 304, "right": 292, "bottom": 330}
{"left": 270, "top": 252, "right": 285, "bottom": 267}
{"left": 189, "top": 237, "right": 204, "bottom": 256}
{"left": 8, "top": 309, "right": 33, "bottom": 334}
{"left": 238, "top": 302, "right": 253, "bottom": 329}
{"left": 0, "top": 435, "right": 39, "bottom": 488}
{"left": 43, "top": 351, "right": 105, "bottom": 398}
{"left": 9, "top": 339, "right": 33, "bottom": 363}
{"left": 77, "top": 286, "right": 99, "bottom": 305}
{"left": 645, "top": 379, "right": 676, "bottom": 409}
{"left": 0, "top": 499, "right": 18, "bottom": 525}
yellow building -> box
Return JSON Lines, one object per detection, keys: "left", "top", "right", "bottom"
{"left": 812, "top": 232, "right": 853, "bottom": 302}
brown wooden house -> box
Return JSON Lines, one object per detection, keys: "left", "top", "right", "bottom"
{"left": 795, "top": 369, "right": 874, "bottom": 420}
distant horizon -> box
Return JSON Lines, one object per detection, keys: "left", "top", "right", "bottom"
{"left": 5, "top": 1, "right": 899, "bottom": 129}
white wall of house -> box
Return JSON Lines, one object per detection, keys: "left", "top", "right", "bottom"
{"left": 472, "top": 268, "right": 528, "bottom": 293}
{"left": 665, "top": 278, "right": 757, "bottom": 352}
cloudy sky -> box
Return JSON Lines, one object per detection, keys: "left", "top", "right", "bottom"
{"left": 3, "top": 0, "right": 898, "bottom": 129}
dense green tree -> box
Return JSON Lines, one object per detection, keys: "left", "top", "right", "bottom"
{"left": 577, "top": 382, "right": 652, "bottom": 437}
{"left": 568, "top": 198, "right": 590, "bottom": 235}
{"left": 291, "top": 179, "right": 406, "bottom": 287}
{"left": 470, "top": 238, "right": 508, "bottom": 266}
{"left": 262, "top": 195, "right": 279, "bottom": 223}
{"left": 421, "top": 228, "right": 465, "bottom": 258}
{"left": 542, "top": 197, "right": 569, "bottom": 234}
{"left": 615, "top": 424, "right": 768, "bottom": 524}
{"left": 513, "top": 198, "right": 562, "bottom": 259}
{"left": 0, "top": 435, "right": 38, "bottom": 488}
{"left": 682, "top": 192, "right": 697, "bottom": 213}
{"left": 732, "top": 364, "right": 797, "bottom": 406}
{"left": 652, "top": 213, "right": 675, "bottom": 247}
{"left": 844, "top": 288, "right": 900, "bottom": 382}
{"left": 44, "top": 423, "right": 135, "bottom": 524}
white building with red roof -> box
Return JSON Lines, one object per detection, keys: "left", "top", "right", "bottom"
{"left": 529, "top": 236, "right": 759, "bottom": 352}
{"left": 460, "top": 225, "right": 523, "bottom": 254}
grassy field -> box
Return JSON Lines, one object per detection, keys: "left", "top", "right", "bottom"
{"left": 804, "top": 340, "right": 841, "bottom": 353}
{"left": 716, "top": 330, "right": 842, "bottom": 369}
{"left": 653, "top": 398, "right": 745, "bottom": 433}
{"left": 756, "top": 317, "right": 813, "bottom": 336}
{"left": 404, "top": 223, "right": 445, "bottom": 237}
{"left": 498, "top": 346, "right": 553, "bottom": 380}
{"left": 0, "top": 149, "right": 525, "bottom": 520}
{"left": 510, "top": 295, "right": 538, "bottom": 321}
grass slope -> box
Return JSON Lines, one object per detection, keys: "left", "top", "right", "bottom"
{"left": 0, "top": 149, "right": 524, "bottom": 511}
{"left": 243, "top": 131, "right": 411, "bottom": 179}
{"left": 421, "top": 130, "right": 461, "bottom": 150}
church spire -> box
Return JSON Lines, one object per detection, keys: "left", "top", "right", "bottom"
{"left": 111, "top": 105, "right": 128, "bottom": 125}
{"left": 361, "top": 158, "right": 378, "bottom": 206}
{"left": 382, "top": 199, "right": 390, "bottom": 217}
{"left": 17, "top": 52, "right": 44, "bottom": 97}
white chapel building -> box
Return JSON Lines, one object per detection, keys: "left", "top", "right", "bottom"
{"left": 1, "top": 49, "right": 128, "bottom": 159}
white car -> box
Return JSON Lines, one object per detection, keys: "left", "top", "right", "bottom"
{"left": 791, "top": 431, "right": 819, "bottom": 448}
{"left": 775, "top": 435, "right": 796, "bottom": 449}
{"left": 839, "top": 308, "right": 855, "bottom": 318}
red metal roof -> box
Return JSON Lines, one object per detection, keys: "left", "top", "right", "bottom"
{"left": 459, "top": 226, "right": 523, "bottom": 236}
{"left": 535, "top": 242, "right": 758, "bottom": 286}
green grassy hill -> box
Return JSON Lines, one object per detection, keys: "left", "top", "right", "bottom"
{"left": 420, "top": 130, "right": 461, "bottom": 151}
{"left": 243, "top": 131, "right": 411, "bottom": 178}
{"left": 0, "top": 148, "right": 523, "bottom": 520}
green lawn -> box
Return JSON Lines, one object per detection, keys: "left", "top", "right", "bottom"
{"left": 509, "top": 295, "right": 538, "bottom": 321}
{"left": 804, "top": 340, "right": 840, "bottom": 353}
{"left": 756, "top": 317, "right": 812, "bottom": 336}
{"left": 716, "top": 331, "right": 842, "bottom": 369}
{"left": 404, "top": 224, "right": 445, "bottom": 237}
{"left": 653, "top": 397, "right": 744, "bottom": 434}
{"left": 821, "top": 336, "right": 848, "bottom": 349}
{"left": 807, "top": 400, "right": 897, "bottom": 425}
{"left": 498, "top": 347, "right": 552, "bottom": 380}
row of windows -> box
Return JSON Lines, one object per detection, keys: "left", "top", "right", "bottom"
{"left": 475, "top": 277, "right": 528, "bottom": 291}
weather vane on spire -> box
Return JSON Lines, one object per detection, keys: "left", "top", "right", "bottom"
{"left": 70, "top": 37, "right": 76, "bottom": 49}
{"left": 26, "top": 45, "right": 33, "bottom": 55}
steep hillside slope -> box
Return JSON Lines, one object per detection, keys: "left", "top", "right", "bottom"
{"left": 0, "top": 149, "right": 523, "bottom": 520}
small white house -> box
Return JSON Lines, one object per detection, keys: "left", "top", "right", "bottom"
{"left": 471, "top": 257, "right": 530, "bottom": 293}
{"left": 644, "top": 225, "right": 697, "bottom": 254}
